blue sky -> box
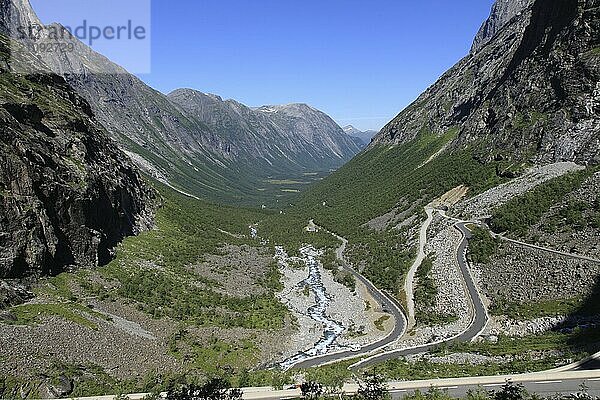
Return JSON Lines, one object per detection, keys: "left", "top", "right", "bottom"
{"left": 32, "top": 0, "right": 494, "bottom": 131}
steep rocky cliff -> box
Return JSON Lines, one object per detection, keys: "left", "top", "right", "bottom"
{"left": 375, "top": 0, "right": 599, "bottom": 165}
{"left": 471, "top": 0, "right": 534, "bottom": 54}
{"left": 0, "top": 36, "right": 155, "bottom": 283}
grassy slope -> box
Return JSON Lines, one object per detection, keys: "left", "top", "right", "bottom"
{"left": 295, "top": 129, "right": 501, "bottom": 234}
{"left": 286, "top": 131, "right": 600, "bottom": 376}
{"left": 123, "top": 129, "right": 332, "bottom": 208}
{"left": 299, "top": 326, "right": 600, "bottom": 386}
{"left": 3, "top": 141, "right": 598, "bottom": 396}
{"left": 489, "top": 168, "right": 598, "bottom": 236}
{"left": 84, "top": 181, "right": 339, "bottom": 329}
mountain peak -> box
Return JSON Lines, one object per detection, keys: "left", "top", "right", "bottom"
{"left": 342, "top": 125, "right": 378, "bottom": 147}
{"left": 471, "top": 0, "right": 534, "bottom": 54}
{"left": 167, "top": 88, "right": 361, "bottom": 168}
{"left": 268, "top": 103, "right": 317, "bottom": 114}
{"left": 375, "top": 0, "right": 598, "bottom": 165}
{"left": 0, "top": 0, "right": 41, "bottom": 36}
{"left": 168, "top": 88, "right": 224, "bottom": 103}
{"left": 343, "top": 125, "right": 361, "bottom": 135}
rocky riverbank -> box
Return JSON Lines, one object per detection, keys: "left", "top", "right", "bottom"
{"left": 274, "top": 246, "right": 389, "bottom": 366}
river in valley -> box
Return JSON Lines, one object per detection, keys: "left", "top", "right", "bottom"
{"left": 279, "top": 246, "right": 345, "bottom": 370}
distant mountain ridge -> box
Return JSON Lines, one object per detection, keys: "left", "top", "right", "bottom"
{"left": 168, "top": 89, "right": 359, "bottom": 171}
{"left": 343, "top": 125, "right": 378, "bottom": 147}
{"left": 0, "top": 0, "right": 360, "bottom": 205}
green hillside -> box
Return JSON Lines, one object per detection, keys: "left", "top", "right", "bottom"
{"left": 291, "top": 130, "right": 506, "bottom": 293}
{"left": 296, "top": 130, "right": 501, "bottom": 233}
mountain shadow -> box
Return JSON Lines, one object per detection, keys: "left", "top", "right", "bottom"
{"left": 562, "top": 275, "right": 600, "bottom": 368}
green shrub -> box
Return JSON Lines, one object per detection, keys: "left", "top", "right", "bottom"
{"left": 165, "top": 378, "right": 242, "bottom": 400}
{"left": 415, "top": 257, "right": 437, "bottom": 308}
{"left": 468, "top": 227, "right": 499, "bottom": 264}
{"left": 94, "top": 183, "right": 291, "bottom": 330}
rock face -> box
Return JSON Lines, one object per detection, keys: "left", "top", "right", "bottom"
{"left": 476, "top": 241, "right": 600, "bottom": 307}
{"left": 1, "top": 0, "right": 360, "bottom": 205}
{"left": 0, "top": 0, "right": 40, "bottom": 37}
{"left": 471, "top": 0, "right": 534, "bottom": 54}
{"left": 375, "top": 0, "right": 600, "bottom": 166}
{"left": 0, "top": 36, "right": 155, "bottom": 280}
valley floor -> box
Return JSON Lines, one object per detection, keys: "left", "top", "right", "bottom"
{"left": 1, "top": 163, "right": 600, "bottom": 398}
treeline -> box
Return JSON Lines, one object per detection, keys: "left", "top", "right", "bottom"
{"left": 320, "top": 249, "right": 356, "bottom": 291}
{"left": 297, "top": 128, "right": 503, "bottom": 237}
{"left": 293, "top": 380, "right": 598, "bottom": 400}
{"left": 110, "top": 267, "right": 288, "bottom": 329}
{"left": 542, "top": 198, "right": 600, "bottom": 234}
{"left": 347, "top": 228, "right": 414, "bottom": 293}
{"left": 415, "top": 256, "right": 436, "bottom": 308}
{"left": 414, "top": 256, "right": 458, "bottom": 326}
{"left": 96, "top": 183, "right": 292, "bottom": 330}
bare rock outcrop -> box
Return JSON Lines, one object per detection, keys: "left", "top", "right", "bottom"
{"left": 0, "top": 36, "right": 156, "bottom": 283}
{"left": 471, "top": 0, "right": 534, "bottom": 54}
{"left": 374, "top": 0, "right": 600, "bottom": 166}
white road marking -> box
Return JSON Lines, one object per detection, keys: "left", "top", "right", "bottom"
{"left": 483, "top": 384, "right": 504, "bottom": 388}
{"left": 588, "top": 378, "right": 600, "bottom": 381}
{"left": 390, "top": 389, "right": 408, "bottom": 393}
{"left": 440, "top": 386, "right": 459, "bottom": 390}
{"left": 534, "top": 381, "right": 563, "bottom": 384}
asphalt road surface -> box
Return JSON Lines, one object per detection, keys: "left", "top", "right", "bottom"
{"left": 240, "top": 371, "right": 600, "bottom": 400}
{"left": 254, "top": 371, "right": 600, "bottom": 400}
{"left": 70, "top": 371, "right": 600, "bottom": 400}
{"left": 351, "top": 222, "right": 489, "bottom": 369}
{"left": 385, "top": 376, "right": 600, "bottom": 400}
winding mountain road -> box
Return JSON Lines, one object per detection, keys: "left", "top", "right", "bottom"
{"left": 73, "top": 215, "right": 600, "bottom": 400}
{"left": 68, "top": 213, "right": 600, "bottom": 400}
{"left": 490, "top": 232, "right": 600, "bottom": 264}
{"left": 293, "top": 215, "right": 491, "bottom": 370}
{"left": 290, "top": 226, "right": 407, "bottom": 369}
{"left": 349, "top": 219, "right": 489, "bottom": 370}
